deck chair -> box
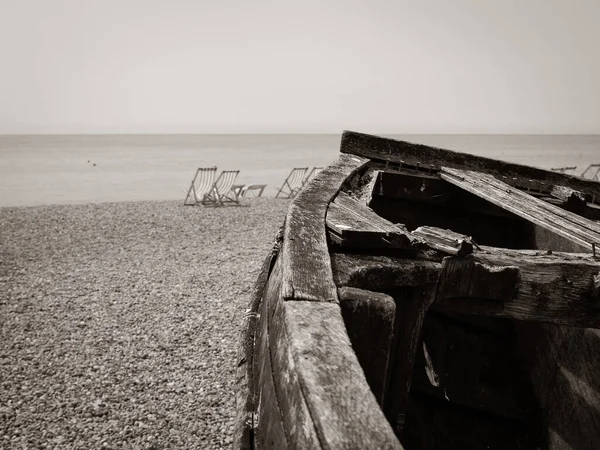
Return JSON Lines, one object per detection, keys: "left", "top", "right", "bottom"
{"left": 551, "top": 166, "right": 577, "bottom": 174}
{"left": 184, "top": 166, "right": 218, "bottom": 205}
{"left": 203, "top": 170, "right": 241, "bottom": 205}
{"left": 275, "top": 167, "right": 308, "bottom": 198}
{"left": 302, "top": 166, "right": 323, "bottom": 188}
{"left": 581, "top": 163, "right": 600, "bottom": 180}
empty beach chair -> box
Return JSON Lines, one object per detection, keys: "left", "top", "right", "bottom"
{"left": 581, "top": 163, "right": 600, "bottom": 180}
{"left": 203, "top": 170, "right": 241, "bottom": 206}
{"left": 184, "top": 166, "right": 218, "bottom": 206}
{"left": 551, "top": 166, "right": 577, "bottom": 174}
{"left": 275, "top": 167, "right": 308, "bottom": 198}
{"left": 241, "top": 184, "right": 267, "bottom": 197}
{"left": 302, "top": 166, "right": 323, "bottom": 188}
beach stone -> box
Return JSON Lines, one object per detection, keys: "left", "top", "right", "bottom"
{"left": 0, "top": 199, "right": 289, "bottom": 448}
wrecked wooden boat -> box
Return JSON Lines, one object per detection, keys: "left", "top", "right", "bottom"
{"left": 234, "top": 131, "right": 600, "bottom": 450}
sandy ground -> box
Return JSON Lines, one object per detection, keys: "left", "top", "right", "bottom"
{"left": 0, "top": 198, "right": 290, "bottom": 450}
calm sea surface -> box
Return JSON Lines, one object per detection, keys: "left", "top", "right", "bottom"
{"left": 0, "top": 134, "right": 599, "bottom": 207}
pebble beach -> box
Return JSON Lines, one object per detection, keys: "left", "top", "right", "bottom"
{"left": 0, "top": 198, "right": 290, "bottom": 449}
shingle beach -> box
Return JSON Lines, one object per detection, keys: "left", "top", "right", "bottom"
{"left": 0, "top": 198, "right": 290, "bottom": 449}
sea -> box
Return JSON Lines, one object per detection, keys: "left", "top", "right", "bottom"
{"left": 0, "top": 134, "right": 599, "bottom": 207}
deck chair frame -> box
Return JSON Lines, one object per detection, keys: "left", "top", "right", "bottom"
{"left": 203, "top": 170, "right": 241, "bottom": 206}
{"left": 184, "top": 166, "right": 218, "bottom": 206}
{"left": 275, "top": 167, "right": 309, "bottom": 198}
{"left": 582, "top": 164, "right": 600, "bottom": 181}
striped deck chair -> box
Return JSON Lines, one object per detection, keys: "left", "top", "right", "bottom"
{"left": 551, "top": 166, "right": 577, "bottom": 175}
{"left": 581, "top": 163, "right": 600, "bottom": 180}
{"left": 184, "top": 166, "right": 218, "bottom": 206}
{"left": 203, "top": 170, "right": 241, "bottom": 206}
{"left": 275, "top": 167, "right": 308, "bottom": 198}
{"left": 302, "top": 166, "right": 323, "bottom": 188}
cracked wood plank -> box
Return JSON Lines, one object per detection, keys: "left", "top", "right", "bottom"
{"left": 281, "top": 154, "right": 369, "bottom": 302}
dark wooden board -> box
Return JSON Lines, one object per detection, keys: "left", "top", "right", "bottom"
{"left": 339, "top": 130, "right": 600, "bottom": 200}
{"left": 234, "top": 227, "right": 284, "bottom": 450}
{"left": 281, "top": 154, "right": 369, "bottom": 302}
{"left": 433, "top": 248, "right": 600, "bottom": 328}
{"left": 440, "top": 167, "right": 600, "bottom": 252}
{"left": 255, "top": 255, "right": 291, "bottom": 449}
{"left": 332, "top": 253, "right": 441, "bottom": 290}
{"left": 385, "top": 284, "right": 439, "bottom": 433}
{"left": 338, "top": 286, "right": 396, "bottom": 406}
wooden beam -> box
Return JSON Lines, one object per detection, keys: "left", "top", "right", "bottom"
{"left": 340, "top": 130, "right": 600, "bottom": 200}
{"left": 433, "top": 248, "right": 600, "bottom": 328}
{"left": 331, "top": 253, "right": 441, "bottom": 290}
{"left": 338, "top": 287, "right": 396, "bottom": 406}
{"left": 326, "top": 191, "right": 415, "bottom": 249}
{"left": 440, "top": 167, "right": 600, "bottom": 253}
{"left": 412, "top": 226, "right": 474, "bottom": 256}
{"left": 234, "top": 228, "right": 283, "bottom": 450}
{"left": 281, "top": 154, "right": 369, "bottom": 302}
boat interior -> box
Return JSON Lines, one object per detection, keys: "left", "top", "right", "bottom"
{"left": 327, "top": 134, "right": 600, "bottom": 449}
{"left": 236, "top": 131, "right": 600, "bottom": 450}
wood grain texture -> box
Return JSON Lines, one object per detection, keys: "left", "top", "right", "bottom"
{"left": 340, "top": 130, "right": 600, "bottom": 200}
{"left": 281, "top": 154, "right": 369, "bottom": 302}
{"left": 332, "top": 253, "right": 441, "bottom": 290}
{"left": 440, "top": 167, "right": 600, "bottom": 252}
{"left": 338, "top": 286, "right": 396, "bottom": 406}
{"left": 263, "top": 257, "right": 323, "bottom": 450}
{"left": 326, "top": 191, "right": 414, "bottom": 250}
{"left": 285, "top": 300, "right": 403, "bottom": 450}
{"left": 234, "top": 227, "right": 284, "bottom": 450}
{"left": 255, "top": 255, "right": 290, "bottom": 449}
{"left": 412, "top": 226, "right": 474, "bottom": 256}
{"left": 384, "top": 284, "right": 439, "bottom": 434}
{"left": 550, "top": 185, "right": 587, "bottom": 203}
{"left": 433, "top": 249, "right": 600, "bottom": 327}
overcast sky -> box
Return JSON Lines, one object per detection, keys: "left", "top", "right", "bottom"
{"left": 1, "top": 0, "right": 599, "bottom": 134}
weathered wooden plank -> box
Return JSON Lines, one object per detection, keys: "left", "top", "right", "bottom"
{"left": 433, "top": 249, "right": 600, "bottom": 327}
{"left": 385, "top": 284, "right": 439, "bottom": 433}
{"left": 331, "top": 253, "right": 441, "bottom": 290}
{"left": 265, "top": 258, "right": 323, "bottom": 449}
{"left": 326, "top": 191, "right": 414, "bottom": 249}
{"left": 255, "top": 257, "right": 290, "bottom": 449}
{"left": 550, "top": 185, "right": 587, "bottom": 204}
{"left": 281, "top": 154, "right": 369, "bottom": 302}
{"left": 234, "top": 226, "right": 284, "bottom": 450}
{"left": 284, "top": 301, "right": 402, "bottom": 449}
{"left": 440, "top": 167, "right": 600, "bottom": 252}
{"left": 468, "top": 169, "right": 600, "bottom": 237}
{"left": 338, "top": 286, "right": 396, "bottom": 406}
{"left": 340, "top": 130, "right": 600, "bottom": 200}
{"left": 412, "top": 226, "right": 474, "bottom": 256}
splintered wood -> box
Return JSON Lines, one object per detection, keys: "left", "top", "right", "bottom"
{"left": 326, "top": 191, "right": 414, "bottom": 249}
